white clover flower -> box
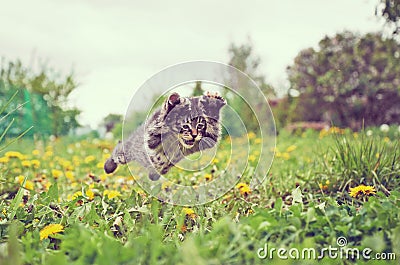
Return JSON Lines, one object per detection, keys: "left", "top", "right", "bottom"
{"left": 380, "top": 124, "right": 390, "bottom": 133}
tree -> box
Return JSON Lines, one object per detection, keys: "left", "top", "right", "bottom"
{"left": 101, "top": 113, "right": 123, "bottom": 133}
{"left": 287, "top": 31, "right": 400, "bottom": 129}
{"left": 224, "top": 41, "right": 276, "bottom": 135}
{"left": 228, "top": 41, "right": 275, "bottom": 97}
{"left": 376, "top": 0, "right": 400, "bottom": 35}
{"left": 0, "top": 59, "right": 81, "bottom": 137}
{"left": 192, "top": 81, "right": 204, "bottom": 96}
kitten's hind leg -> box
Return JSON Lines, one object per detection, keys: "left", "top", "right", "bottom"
{"left": 104, "top": 140, "right": 127, "bottom": 174}
{"left": 148, "top": 170, "right": 161, "bottom": 181}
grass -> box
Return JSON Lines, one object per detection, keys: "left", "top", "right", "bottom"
{"left": 0, "top": 126, "right": 399, "bottom": 264}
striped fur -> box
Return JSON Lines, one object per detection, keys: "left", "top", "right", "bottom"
{"left": 104, "top": 92, "right": 226, "bottom": 181}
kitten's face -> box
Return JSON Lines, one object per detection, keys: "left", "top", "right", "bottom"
{"left": 162, "top": 93, "right": 225, "bottom": 151}
{"left": 178, "top": 116, "right": 207, "bottom": 148}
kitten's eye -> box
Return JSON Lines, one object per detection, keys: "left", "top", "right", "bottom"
{"left": 182, "top": 124, "right": 190, "bottom": 130}
{"left": 196, "top": 124, "right": 204, "bottom": 130}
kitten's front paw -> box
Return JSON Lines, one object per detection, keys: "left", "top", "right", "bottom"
{"left": 205, "top": 91, "right": 226, "bottom": 104}
{"left": 205, "top": 91, "right": 226, "bottom": 105}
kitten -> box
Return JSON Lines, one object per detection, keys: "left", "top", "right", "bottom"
{"left": 104, "top": 92, "right": 226, "bottom": 181}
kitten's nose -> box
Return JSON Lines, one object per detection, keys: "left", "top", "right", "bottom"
{"left": 191, "top": 129, "right": 198, "bottom": 137}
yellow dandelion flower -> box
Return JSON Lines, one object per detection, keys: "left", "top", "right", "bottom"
{"left": 103, "top": 190, "right": 121, "bottom": 199}
{"left": 72, "top": 156, "right": 80, "bottom": 166}
{"left": 44, "top": 150, "right": 53, "bottom": 157}
{"left": 212, "top": 158, "right": 219, "bottom": 164}
{"left": 45, "top": 145, "right": 53, "bottom": 151}
{"left": 254, "top": 138, "right": 262, "bottom": 144}
{"left": 0, "top": 156, "right": 9, "bottom": 163}
{"left": 127, "top": 175, "right": 137, "bottom": 182}
{"left": 99, "top": 174, "right": 107, "bottom": 182}
{"left": 15, "top": 175, "right": 34, "bottom": 190}
{"left": 25, "top": 180, "right": 34, "bottom": 190}
{"left": 182, "top": 207, "right": 195, "bottom": 215}
{"left": 61, "top": 160, "right": 73, "bottom": 171}
{"left": 319, "top": 129, "right": 329, "bottom": 139}
{"left": 182, "top": 207, "right": 197, "bottom": 219}
{"left": 96, "top": 162, "right": 104, "bottom": 169}
{"left": 39, "top": 224, "right": 64, "bottom": 240}
{"left": 236, "top": 182, "right": 247, "bottom": 189}
{"left": 69, "top": 191, "right": 83, "bottom": 201}
{"left": 84, "top": 155, "right": 96, "bottom": 164}
{"left": 329, "top": 126, "right": 345, "bottom": 134}
{"left": 5, "top": 151, "right": 24, "bottom": 159}
{"left": 32, "top": 149, "right": 40, "bottom": 156}
{"left": 286, "top": 145, "right": 297, "bottom": 153}
{"left": 247, "top": 132, "right": 256, "bottom": 139}
{"left": 44, "top": 181, "right": 52, "bottom": 191}
{"left": 362, "top": 186, "right": 376, "bottom": 196}
{"left": 30, "top": 159, "right": 40, "bottom": 168}
{"left": 318, "top": 180, "right": 330, "bottom": 190}
{"left": 248, "top": 155, "right": 257, "bottom": 162}
{"left": 349, "top": 185, "right": 376, "bottom": 198}
{"left": 16, "top": 175, "right": 25, "bottom": 185}
{"left": 86, "top": 189, "right": 95, "bottom": 200}
{"left": 52, "top": 169, "right": 63, "bottom": 179}
{"left": 236, "top": 182, "right": 252, "bottom": 196}
{"left": 65, "top": 171, "right": 75, "bottom": 181}
{"left": 102, "top": 153, "right": 111, "bottom": 160}
{"left": 162, "top": 181, "right": 172, "bottom": 191}
{"left": 21, "top": 160, "right": 32, "bottom": 167}
{"left": 281, "top": 152, "right": 290, "bottom": 160}
{"left": 204, "top": 173, "right": 213, "bottom": 181}
{"left": 319, "top": 183, "right": 328, "bottom": 190}
{"left": 239, "top": 185, "right": 251, "bottom": 196}
{"left": 137, "top": 189, "right": 146, "bottom": 197}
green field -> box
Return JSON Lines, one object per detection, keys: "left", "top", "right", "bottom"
{"left": 0, "top": 127, "right": 399, "bottom": 265}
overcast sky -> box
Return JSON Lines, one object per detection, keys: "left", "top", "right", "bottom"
{"left": 0, "top": 0, "right": 384, "bottom": 127}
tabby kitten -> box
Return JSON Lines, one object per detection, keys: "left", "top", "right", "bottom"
{"left": 104, "top": 92, "right": 226, "bottom": 181}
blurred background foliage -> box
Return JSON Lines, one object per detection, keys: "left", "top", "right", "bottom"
{"left": 283, "top": 31, "right": 400, "bottom": 130}
{"left": 0, "top": 59, "right": 80, "bottom": 139}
